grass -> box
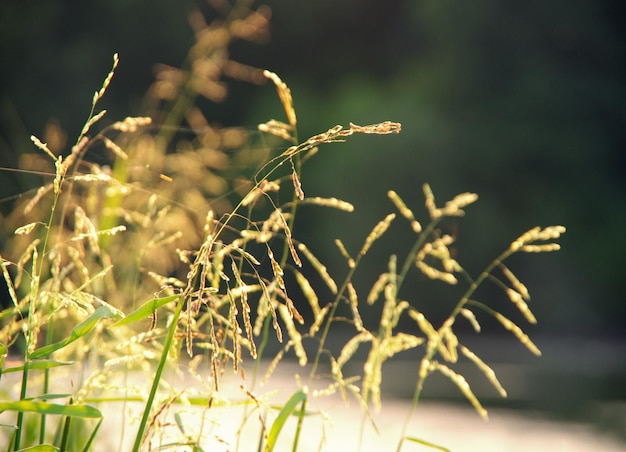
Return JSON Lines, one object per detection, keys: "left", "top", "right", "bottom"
{"left": 0, "top": 2, "right": 564, "bottom": 451}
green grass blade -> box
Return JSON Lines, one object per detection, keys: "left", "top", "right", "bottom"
{"left": 397, "top": 436, "right": 451, "bottom": 452}
{"left": 2, "top": 360, "right": 75, "bottom": 374}
{"left": 81, "top": 418, "right": 102, "bottom": 452}
{"left": 109, "top": 294, "right": 178, "bottom": 328}
{"left": 265, "top": 389, "right": 307, "bottom": 452}
{"left": 33, "top": 394, "right": 72, "bottom": 401}
{"left": 30, "top": 306, "right": 122, "bottom": 359}
{"left": 15, "top": 445, "right": 59, "bottom": 451}
{"left": 0, "top": 401, "right": 102, "bottom": 419}
{"left": 59, "top": 412, "right": 72, "bottom": 452}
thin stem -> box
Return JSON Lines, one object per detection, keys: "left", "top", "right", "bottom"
{"left": 448, "top": 248, "right": 513, "bottom": 321}
{"left": 397, "top": 218, "right": 441, "bottom": 290}
{"left": 39, "top": 315, "right": 55, "bottom": 442}
{"left": 399, "top": 246, "right": 515, "bottom": 445}
{"left": 131, "top": 294, "right": 185, "bottom": 452}
{"left": 291, "top": 396, "right": 307, "bottom": 452}
{"left": 308, "top": 245, "right": 362, "bottom": 381}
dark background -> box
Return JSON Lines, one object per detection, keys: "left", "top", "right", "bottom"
{"left": 1, "top": 0, "right": 625, "bottom": 438}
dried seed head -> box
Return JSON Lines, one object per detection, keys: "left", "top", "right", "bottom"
{"left": 291, "top": 167, "right": 304, "bottom": 200}
{"left": 264, "top": 70, "right": 297, "bottom": 127}
{"left": 267, "top": 248, "right": 284, "bottom": 289}
{"left": 349, "top": 121, "right": 401, "bottom": 134}
{"left": 258, "top": 119, "right": 294, "bottom": 142}
{"left": 361, "top": 213, "right": 395, "bottom": 256}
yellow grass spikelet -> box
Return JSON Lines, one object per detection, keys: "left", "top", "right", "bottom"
{"left": 263, "top": 69, "right": 297, "bottom": 127}
{"left": 431, "top": 361, "right": 489, "bottom": 420}
{"left": 409, "top": 309, "right": 437, "bottom": 341}
{"left": 14, "top": 223, "right": 38, "bottom": 236}
{"left": 520, "top": 244, "right": 561, "bottom": 253}
{"left": 423, "top": 183, "right": 439, "bottom": 219}
{"left": 460, "top": 308, "right": 481, "bottom": 333}
{"left": 367, "top": 272, "right": 389, "bottom": 305}
{"left": 231, "top": 261, "right": 256, "bottom": 359}
{"left": 536, "top": 225, "right": 567, "bottom": 241}
{"left": 95, "top": 52, "right": 119, "bottom": 104}
{"left": 440, "top": 321, "right": 459, "bottom": 363}
{"left": 337, "top": 331, "right": 372, "bottom": 369}
{"left": 102, "top": 136, "right": 128, "bottom": 160}
{"left": 360, "top": 213, "right": 395, "bottom": 256}
{"left": 297, "top": 243, "right": 337, "bottom": 294}
{"left": 494, "top": 312, "right": 541, "bottom": 356}
{"left": 111, "top": 116, "right": 152, "bottom": 133}
{"left": 309, "top": 304, "right": 332, "bottom": 337}
{"left": 293, "top": 268, "right": 320, "bottom": 316}
{"left": 416, "top": 260, "right": 458, "bottom": 285}
{"left": 438, "top": 192, "right": 479, "bottom": 217}
{"left": 362, "top": 340, "right": 384, "bottom": 410}
{"left": 506, "top": 288, "right": 537, "bottom": 324}
{"left": 24, "top": 184, "right": 53, "bottom": 215}
{"left": 509, "top": 225, "right": 566, "bottom": 252}
{"left": 1, "top": 257, "right": 19, "bottom": 307}
{"left": 30, "top": 134, "right": 56, "bottom": 160}
{"left": 262, "top": 348, "right": 284, "bottom": 384}
{"left": 387, "top": 190, "right": 422, "bottom": 233}
{"left": 80, "top": 110, "right": 108, "bottom": 140}
{"left": 500, "top": 264, "right": 530, "bottom": 300}
{"left": 383, "top": 333, "right": 424, "bottom": 359}
{"left": 460, "top": 345, "right": 507, "bottom": 398}
{"left": 347, "top": 283, "right": 364, "bottom": 331}
{"left": 227, "top": 290, "right": 242, "bottom": 372}
{"left": 304, "top": 197, "right": 354, "bottom": 212}
{"left": 309, "top": 304, "right": 330, "bottom": 336}
{"left": 334, "top": 238, "right": 355, "bottom": 268}
{"left": 284, "top": 293, "right": 304, "bottom": 325}
{"left": 278, "top": 304, "right": 306, "bottom": 366}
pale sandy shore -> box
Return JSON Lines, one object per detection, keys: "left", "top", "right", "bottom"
{"left": 90, "top": 361, "right": 624, "bottom": 452}
{"left": 2, "top": 346, "right": 624, "bottom": 451}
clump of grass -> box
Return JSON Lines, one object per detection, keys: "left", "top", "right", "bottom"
{"left": 0, "top": 2, "right": 564, "bottom": 451}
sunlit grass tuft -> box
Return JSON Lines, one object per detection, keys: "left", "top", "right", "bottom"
{"left": 0, "top": 2, "right": 565, "bottom": 451}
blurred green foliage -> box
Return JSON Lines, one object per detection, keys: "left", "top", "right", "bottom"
{"left": 1, "top": 0, "right": 624, "bottom": 335}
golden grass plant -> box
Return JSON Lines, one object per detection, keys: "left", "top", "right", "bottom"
{"left": 0, "top": 2, "right": 564, "bottom": 451}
